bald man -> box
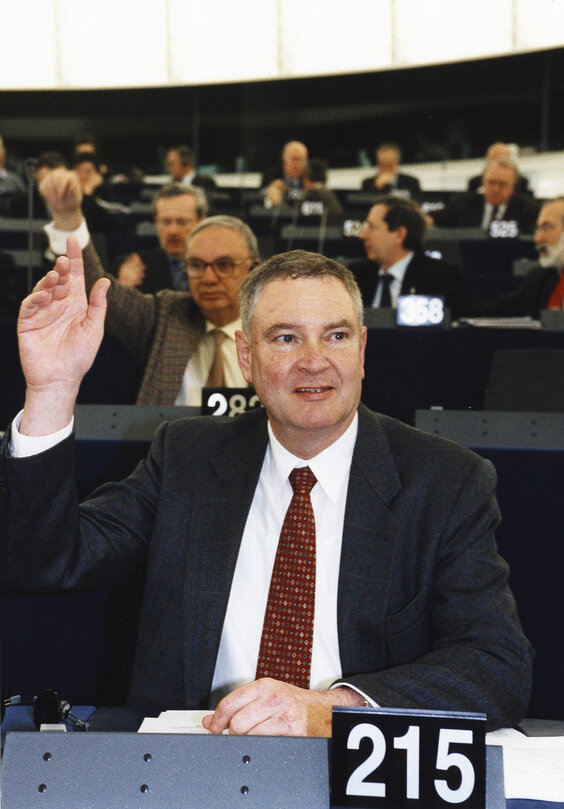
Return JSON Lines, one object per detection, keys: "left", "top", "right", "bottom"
{"left": 261, "top": 141, "right": 309, "bottom": 207}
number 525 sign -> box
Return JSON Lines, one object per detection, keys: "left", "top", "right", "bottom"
{"left": 331, "top": 707, "right": 486, "bottom": 809}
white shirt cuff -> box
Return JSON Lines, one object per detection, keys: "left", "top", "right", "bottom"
{"left": 331, "top": 682, "right": 378, "bottom": 707}
{"left": 10, "top": 410, "right": 74, "bottom": 458}
{"left": 43, "top": 218, "right": 90, "bottom": 256}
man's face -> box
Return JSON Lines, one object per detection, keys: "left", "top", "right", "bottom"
{"left": 166, "top": 150, "right": 188, "bottom": 181}
{"left": 534, "top": 201, "right": 564, "bottom": 269}
{"left": 360, "top": 204, "right": 404, "bottom": 268}
{"left": 482, "top": 164, "right": 517, "bottom": 206}
{"left": 154, "top": 195, "right": 202, "bottom": 260}
{"left": 74, "top": 160, "right": 98, "bottom": 189}
{"left": 377, "top": 148, "right": 400, "bottom": 175}
{"left": 187, "top": 226, "right": 252, "bottom": 326}
{"left": 236, "top": 275, "right": 367, "bottom": 457}
{"left": 282, "top": 143, "right": 308, "bottom": 180}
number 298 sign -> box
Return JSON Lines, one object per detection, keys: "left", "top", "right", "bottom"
{"left": 331, "top": 707, "right": 486, "bottom": 809}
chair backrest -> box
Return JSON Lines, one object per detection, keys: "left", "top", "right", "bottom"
{"left": 483, "top": 348, "right": 564, "bottom": 411}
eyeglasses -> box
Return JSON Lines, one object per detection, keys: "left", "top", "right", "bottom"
{"left": 156, "top": 217, "right": 197, "bottom": 228}
{"left": 186, "top": 257, "right": 250, "bottom": 278}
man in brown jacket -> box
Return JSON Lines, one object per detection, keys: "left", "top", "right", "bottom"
{"left": 40, "top": 169, "right": 259, "bottom": 406}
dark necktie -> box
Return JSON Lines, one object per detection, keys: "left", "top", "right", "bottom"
{"left": 379, "top": 273, "right": 393, "bottom": 308}
{"left": 488, "top": 205, "right": 500, "bottom": 228}
{"left": 256, "top": 466, "right": 317, "bottom": 688}
{"left": 205, "top": 330, "right": 226, "bottom": 388}
{"left": 170, "top": 258, "right": 189, "bottom": 291}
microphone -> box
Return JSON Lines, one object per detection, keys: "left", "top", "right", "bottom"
{"left": 23, "top": 156, "right": 38, "bottom": 176}
{"left": 24, "top": 157, "right": 39, "bottom": 295}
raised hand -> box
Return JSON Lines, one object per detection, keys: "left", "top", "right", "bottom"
{"left": 117, "top": 253, "right": 147, "bottom": 288}
{"left": 39, "top": 167, "right": 83, "bottom": 231}
{"left": 18, "top": 236, "right": 109, "bottom": 436}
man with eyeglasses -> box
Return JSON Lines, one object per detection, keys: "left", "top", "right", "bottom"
{"left": 481, "top": 198, "right": 564, "bottom": 317}
{"left": 114, "top": 184, "right": 208, "bottom": 294}
{"left": 38, "top": 169, "right": 259, "bottom": 406}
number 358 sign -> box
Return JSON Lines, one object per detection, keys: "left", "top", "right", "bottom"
{"left": 331, "top": 707, "right": 486, "bottom": 809}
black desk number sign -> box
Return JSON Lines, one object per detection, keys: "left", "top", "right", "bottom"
{"left": 331, "top": 707, "right": 486, "bottom": 809}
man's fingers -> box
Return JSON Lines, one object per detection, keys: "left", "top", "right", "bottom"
{"left": 18, "top": 290, "right": 51, "bottom": 320}
{"left": 89, "top": 277, "right": 110, "bottom": 313}
{"left": 67, "top": 235, "right": 84, "bottom": 271}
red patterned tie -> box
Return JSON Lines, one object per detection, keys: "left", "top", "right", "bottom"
{"left": 256, "top": 466, "right": 317, "bottom": 688}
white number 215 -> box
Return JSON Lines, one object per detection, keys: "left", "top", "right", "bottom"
{"left": 346, "top": 724, "right": 475, "bottom": 804}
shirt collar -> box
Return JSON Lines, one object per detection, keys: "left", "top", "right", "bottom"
{"left": 267, "top": 413, "right": 358, "bottom": 503}
{"left": 205, "top": 319, "right": 241, "bottom": 340}
{"left": 382, "top": 251, "right": 414, "bottom": 284}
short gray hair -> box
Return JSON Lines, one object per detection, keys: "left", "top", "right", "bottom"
{"left": 153, "top": 183, "right": 208, "bottom": 217}
{"left": 186, "top": 215, "right": 260, "bottom": 260}
{"left": 240, "top": 250, "right": 364, "bottom": 334}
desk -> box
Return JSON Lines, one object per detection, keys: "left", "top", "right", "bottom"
{"left": 361, "top": 326, "right": 564, "bottom": 424}
{"left": 1, "top": 708, "right": 562, "bottom": 808}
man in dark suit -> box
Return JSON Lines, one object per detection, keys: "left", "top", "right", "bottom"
{"left": 481, "top": 197, "right": 564, "bottom": 317}
{"left": 361, "top": 142, "right": 421, "bottom": 201}
{"left": 467, "top": 142, "right": 530, "bottom": 195}
{"left": 350, "top": 195, "right": 476, "bottom": 319}
{"left": 114, "top": 184, "right": 208, "bottom": 293}
{"left": 430, "top": 158, "right": 539, "bottom": 234}
{"left": 166, "top": 144, "right": 216, "bottom": 193}
{"left": 260, "top": 140, "right": 309, "bottom": 207}
{"left": 2, "top": 238, "right": 532, "bottom": 734}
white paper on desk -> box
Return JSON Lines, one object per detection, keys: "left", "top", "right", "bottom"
{"left": 457, "top": 316, "right": 541, "bottom": 329}
{"left": 486, "top": 730, "right": 564, "bottom": 801}
{"left": 138, "top": 710, "right": 228, "bottom": 734}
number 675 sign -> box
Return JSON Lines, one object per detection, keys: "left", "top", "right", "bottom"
{"left": 331, "top": 707, "right": 486, "bottom": 809}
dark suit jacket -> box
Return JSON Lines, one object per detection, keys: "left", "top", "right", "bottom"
{"left": 112, "top": 246, "right": 176, "bottom": 295}
{"left": 468, "top": 174, "right": 531, "bottom": 196}
{"left": 260, "top": 163, "right": 305, "bottom": 190}
{"left": 361, "top": 172, "right": 422, "bottom": 201}
{"left": 0, "top": 405, "right": 532, "bottom": 729}
{"left": 349, "top": 252, "right": 477, "bottom": 319}
{"left": 481, "top": 265, "right": 561, "bottom": 318}
{"left": 432, "top": 191, "right": 540, "bottom": 234}
{"left": 190, "top": 173, "right": 216, "bottom": 192}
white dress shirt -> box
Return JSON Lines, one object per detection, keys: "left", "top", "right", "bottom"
{"left": 481, "top": 201, "right": 506, "bottom": 230}
{"left": 210, "top": 415, "right": 358, "bottom": 704}
{"left": 371, "top": 251, "right": 414, "bottom": 308}
{"left": 174, "top": 319, "right": 247, "bottom": 407}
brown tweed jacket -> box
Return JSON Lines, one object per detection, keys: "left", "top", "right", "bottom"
{"left": 83, "top": 241, "right": 206, "bottom": 404}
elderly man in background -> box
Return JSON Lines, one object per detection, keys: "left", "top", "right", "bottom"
{"left": 481, "top": 197, "right": 564, "bottom": 317}
{"left": 430, "top": 157, "right": 539, "bottom": 234}
{"left": 38, "top": 168, "right": 258, "bottom": 406}
{"left": 261, "top": 140, "right": 309, "bottom": 207}
{"left": 468, "top": 141, "right": 530, "bottom": 195}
